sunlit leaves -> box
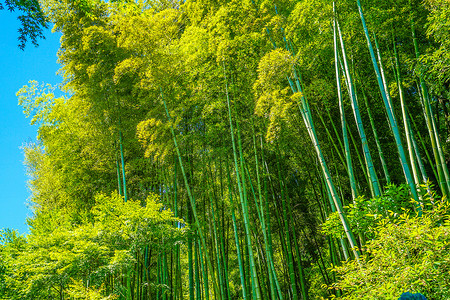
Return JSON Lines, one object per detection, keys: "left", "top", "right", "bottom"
{"left": 255, "top": 49, "right": 295, "bottom": 89}
{"left": 67, "top": 279, "right": 118, "bottom": 300}
{"left": 1, "top": 192, "right": 185, "bottom": 298}
{"left": 332, "top": 201, "right": 450, "bottom": 299}
{"left": 420, "top": 0, "right": 450, "bottom": 98}
{"left": 93, "top": 192, "right": 185, "bottom": 251}
{"left": 254, "top": 49, "right": 296, "bottom": 141}
{"left": 137, "top": 118, "right": 174, "bottom": 161}
{"left": 17, "top": 80, "right": 64, "bottom": 126}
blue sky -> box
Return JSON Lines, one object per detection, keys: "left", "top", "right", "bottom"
{"left": 0, "top": 11, "right": 62, "bottom": 234}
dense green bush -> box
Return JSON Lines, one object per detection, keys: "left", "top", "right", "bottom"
{"left": 328, "top": 189, "right": 450, "bottom": 299}
{"left": 0, "top": 193, "right": 185, "bottom": 299}
{"left": 322, "top": 183, "right": 434, "bottom": 240}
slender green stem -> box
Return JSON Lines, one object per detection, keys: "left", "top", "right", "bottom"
{"left": 336, "top": 14, "right": 380, "bottom": 197}
{"left": 392, "top": 36, "right": 420, "bottom": 187}
{"left": 356, "top": 0, "right": 420, "bottom": 208}
{"left": 226, "top": 159, "right": 248, "bottom": 300}
{"left": 119, "top": 131, "right": 128, "bottom": 202}
{"left": 333, "top": 6, "right": 357, "bottom": 200}
{"left": 224, "top": 66, "right": 261, "bottom": 300}
{"left": 161, "top": 89, "right": 220, "bottom": 298}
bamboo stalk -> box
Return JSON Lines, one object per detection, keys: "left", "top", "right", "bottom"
{"left": 289, "top": 68, "right": 360, "bottom": 260}
{"left": 336, "top": 12, "right": 380, "bottom": 197}
{"left": 253, "top": 133, "right": 280, "bottom": 300}
{"left": 392, "top": 37, "right": 421, "bottom": 187}
{"left": 115, "top": 142, "right": 123, "bottom": 196}
{"left": 275, "top": 148, "right": 299, "bottom": 300}
{"left": 119, "top": 131, "right": 128, "bottom": 202}
{"left": 198, "top": 239, "right": 210, "bottom": 300}
{"left": 410, "top": 9, "right": 448, "bottom": 198}
{"left": 261, "top": 143, "right": 284, "bottom": 300}
{"left": 161, "top": 90, "right": 220, "bottom": 298}
{"left": 356, "top": 0, "right": 420, "bottom": 208}
{"left": 333, "top": 6, "right": 357, "bottom": 200}
{"left": 225, "top": 66, "right": 262, "bottom": 300}
{"left": 408, "top": 106, "right": 438, "bottom": 182}
{"left": 226, "top": 159, "right": 248, "bottom": 300}
{"left": 360, "top": 88, "right": 391, "bottom": 184}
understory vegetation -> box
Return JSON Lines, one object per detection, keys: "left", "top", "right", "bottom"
{"left": 1, "top": 0, "right": 450, "bottom": 299}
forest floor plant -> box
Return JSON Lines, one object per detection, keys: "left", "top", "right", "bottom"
{"left": 324, "top": 183, "right": 450, "bottom": 299}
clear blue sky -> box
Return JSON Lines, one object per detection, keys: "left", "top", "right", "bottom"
{"left": 0, "top": 11, "right": 62, "bottom": 234}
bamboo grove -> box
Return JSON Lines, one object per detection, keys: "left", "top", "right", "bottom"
{"left": 1, "top": 0, "right": 450, "bottom": 299}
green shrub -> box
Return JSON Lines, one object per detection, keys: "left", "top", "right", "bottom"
{"left": 329, "top": 191, "right": 450, "bottom": 299}
{"left": 322, "top": 183, "right": 435, "bottom": 240}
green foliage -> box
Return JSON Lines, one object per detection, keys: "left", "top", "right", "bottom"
{"left": 0, "top": 0, "right": 48, "bottom": 49}
{"left": 66, "top": 279, "right": 118, "bottom": 300}
{"left": 0, "top": 229, "right": 27, "bottom": 298}
{"left": 92, "top": 192, "right": 185, "bottom": 252}
{"left": 254, "top": 49, "right": 296, "bottom": 142}
{"left": 322, "top": 184, "right": 432, "bottom": 240}
{"left": 331, "top": 195, "right": 450, "bottom": 299}
{"left": 137, "top": 118, "right": 173, "bottom": 161}
{"left": 17, "top": 80, "right": 63, "bottom": 126}
{"left": 421, "top": 0, "right": 450, "bottom": 99}
{"left": 1, "top": 193, "right": 185, "bottom": 299}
